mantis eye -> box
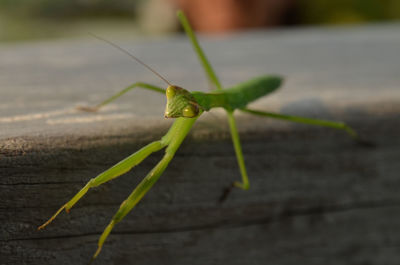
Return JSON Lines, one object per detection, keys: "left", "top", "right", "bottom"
{"left": 166, "top": 86, "right": 176, "bottom": 99}
{"left": 182, "top": 106, "right": 197, "bottom": 118}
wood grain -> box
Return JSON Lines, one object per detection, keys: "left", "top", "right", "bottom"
{"left": 1, "top": 24, "right": 400, "bottom": 265}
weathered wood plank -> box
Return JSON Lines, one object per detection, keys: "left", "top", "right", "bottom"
{"left": 1, "top": 24, "right": 400, "bottom": 265}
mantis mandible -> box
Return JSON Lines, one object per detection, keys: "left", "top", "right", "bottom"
{"left": 38, "top": 10, "right": 359, "bottom": 262}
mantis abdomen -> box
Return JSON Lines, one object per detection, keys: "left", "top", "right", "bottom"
{"left": 192, "top": 75, "right": 282, "bottom": 112}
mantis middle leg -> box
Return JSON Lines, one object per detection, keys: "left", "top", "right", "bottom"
{"left": 178, "top": 11, "right": 251, "bottom": 193}
{"left": 78, "top": 82, "right": 165, "bottom": 112}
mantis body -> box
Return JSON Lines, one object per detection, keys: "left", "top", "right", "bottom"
{"left": 38, "top": 11, "right": 358, "bottom": 262}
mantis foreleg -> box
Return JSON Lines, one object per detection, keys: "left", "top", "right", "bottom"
{"left": 78, "top": 82, "right": 165, "bottom": 112}
{"left": 38, "top": 140, "right": 166, "bottom": 230}
{"left": 91, "top": 117, "right": 198, "bottom": 261}
{"left": 240, "top": 108, "right": 358, "bottom": 138}
{"left": 92, "top": 151, "right": 174, "bottom": 260}
{"left": 38, "top": 116, "right": 197, "bottom": 231}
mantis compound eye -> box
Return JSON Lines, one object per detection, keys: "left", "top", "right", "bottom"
{"left": 166, "top": 86, "right": 176, "bottom": 99}
{"left": 182, "top": 105, "right": 198, "bottom": 118}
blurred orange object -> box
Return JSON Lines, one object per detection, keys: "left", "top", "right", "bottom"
{"left": 174, "top": 0, "right": 293, "bottom": 32}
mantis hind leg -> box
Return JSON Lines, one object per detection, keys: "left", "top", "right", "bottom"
{"left": 241, "top": 109, "right": 376, "bottom": 148}
{"left": 240, "top": 108, "right": 374, "bottom": 146}
{"left": 38, "top": 140, "right": 166, "bottom": 230}
{"left": 77, "top": 82, "right": 165, "bottom": 112}
{"left": 240, "top": 108, "right": 358, "bottom": 138}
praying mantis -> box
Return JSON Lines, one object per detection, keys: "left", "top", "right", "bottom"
{"left": 38, "top": 10, "right": 359, "bottom": 262}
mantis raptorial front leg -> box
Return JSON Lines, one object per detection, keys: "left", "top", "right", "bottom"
{"left": 91, "top": 117, "right": 197, "bottom": 260}
{"left": 91, "top": 152, "right": 175, "bottom": 260}
{"left": 38, "top": 139, "right": 166, "bottom": 230}
{"left": 40, "top": 116, "right": 197, "bottom": 262}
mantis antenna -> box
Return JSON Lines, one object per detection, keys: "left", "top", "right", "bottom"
{"left": 89, "top": 33, "right": 172, "bottom": 86}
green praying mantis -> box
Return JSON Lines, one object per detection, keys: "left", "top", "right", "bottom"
{"left": 38, "top": 10, "right": 360, "bottom": 262}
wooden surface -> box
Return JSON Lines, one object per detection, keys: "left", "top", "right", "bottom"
{"left": 1, "top": 24, "right": 400, "bottom": 265}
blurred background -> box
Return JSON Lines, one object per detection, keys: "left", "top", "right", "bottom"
{"left": 0, "top": 0, "right": 399, "bottom": 42}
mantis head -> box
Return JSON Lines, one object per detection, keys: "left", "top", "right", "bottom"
{"left": 87, "top": 34, "right": 201, "bottom": 119}
{"left": 164, "top": 85, "right": 200, "bottom": 118}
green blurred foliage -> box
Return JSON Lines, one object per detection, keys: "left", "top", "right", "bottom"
{"left": 0, "top": 0, "right": 147, "bottom": 42}
{"left": 0, "top": 0, "right": 399, "bottom": 42}
{"left": 1, "top": 0, "right": 398, "bottom": 23}
{"left": 0, "top": 0, "right": 143, "bottom": 18}
{"left": 296, "top": 0, "right": 400, "bottom": 24}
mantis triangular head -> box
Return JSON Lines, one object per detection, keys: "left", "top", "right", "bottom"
{"left": 164, "top": 85, "right": 201, "bottom": 118}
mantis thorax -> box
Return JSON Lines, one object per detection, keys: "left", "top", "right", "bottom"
{"left": 164, "top": 85, "right": 200, "bottom": 118}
